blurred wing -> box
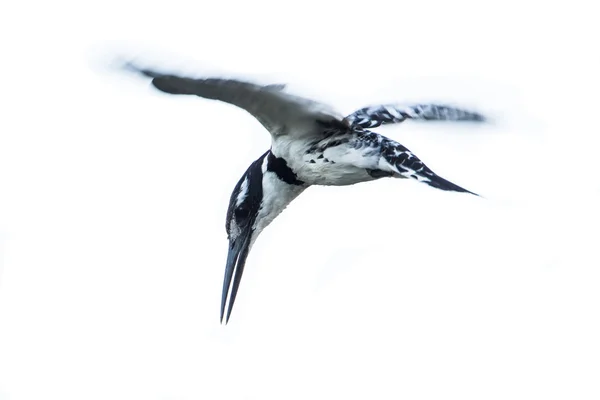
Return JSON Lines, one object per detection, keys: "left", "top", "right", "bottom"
{"left": 345, "top": 103, "right": 486, "bottom": 129}
{"left": 125, "top": 63, "right": 344, "bottom": 139}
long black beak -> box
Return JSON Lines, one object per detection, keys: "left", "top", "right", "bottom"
{"left": 220, "top": 227, "right": 253, "bottom": 324}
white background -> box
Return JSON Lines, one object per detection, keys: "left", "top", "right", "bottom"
{"left": 1, "top": 0, "right": 599, "bottom": 399}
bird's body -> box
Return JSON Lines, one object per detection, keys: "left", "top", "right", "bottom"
{"left": 272, "top": 130, "right": 376, "bottom": 186}
{"left": 272, "top": 127, "right": 467, "bottom": 188}
{"left": 124, "top": 63, "right": 486, "bottom": 323}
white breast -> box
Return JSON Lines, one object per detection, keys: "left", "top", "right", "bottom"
{"left": 251, "top": 157, "right": 306, "bottom": 244}
{"left": 271, "top": 136, "right": 380, "bottom": 186}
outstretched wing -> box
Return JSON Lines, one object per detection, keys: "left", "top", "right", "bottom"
{"left": 345, "top": 103, "right": 486, "bottom": 129}
{"left": 124, "top": 63, "right": 344, "bottom": 138}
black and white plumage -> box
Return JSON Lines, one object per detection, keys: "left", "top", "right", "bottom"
{"left": 345, "top": 103, "right": 485, "bottom": 128}
{"left": 124, "top": 64, "right": 486, "bottom": 323}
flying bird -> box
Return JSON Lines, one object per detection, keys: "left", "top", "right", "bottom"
{"left": 124, "top": 63, "right": 486, "bottom": 323}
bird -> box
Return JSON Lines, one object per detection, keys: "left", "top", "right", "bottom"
{"left": 123, "top": 63, "right": 486, "bottom": 323}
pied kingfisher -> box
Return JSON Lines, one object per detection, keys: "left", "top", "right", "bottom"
{"left": 124, "top": 63, "right": 486, "bottom": 323}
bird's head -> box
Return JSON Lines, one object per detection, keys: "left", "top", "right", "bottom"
{"left": 221, "top": 150, "right": 306, "bottom": 324}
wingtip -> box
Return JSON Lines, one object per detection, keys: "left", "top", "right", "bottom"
{"left": 119, "top": 62, "right": 198, "bottom": 95}
{"left": 473, "top": 113, "right": 487, "bottom": 122}
{"left": 464, "top": 109, "right": 496, "bottom": 125}
{"left": 120, "top": 61, "right": 164, "bottom": 79}
{"left": 456, "top": 109, "right": 487, "bottom": 123}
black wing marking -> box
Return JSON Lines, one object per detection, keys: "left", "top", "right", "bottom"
{"left": 357, "top": 130, "right": 478, "bottom": 195}
{"left": 345, "top": 104, "right": 486, "bottom": 129}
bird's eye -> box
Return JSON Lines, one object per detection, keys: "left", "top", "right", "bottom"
{"left": 235, "top": 205, "right": 250, "bottom": 220}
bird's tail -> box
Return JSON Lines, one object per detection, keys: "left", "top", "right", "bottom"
{"left": 382, "top": 144, "right": 479, "bottom": 197}
{"left": 419, "top": 172, "right": 479, "bottom": 196}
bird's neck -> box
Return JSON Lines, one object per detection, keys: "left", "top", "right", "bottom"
{"left": 266, "top": 151, "right": 304, "bottom": 185}
{"left": 252, "top": 151, "right": 307, "bottom": 239}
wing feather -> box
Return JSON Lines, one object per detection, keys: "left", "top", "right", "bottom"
{"left": 345, "top": 103, "right": 486, "bottom": 128}
{"left": 125, "top": 63, "right": 343, "bottom": 138}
